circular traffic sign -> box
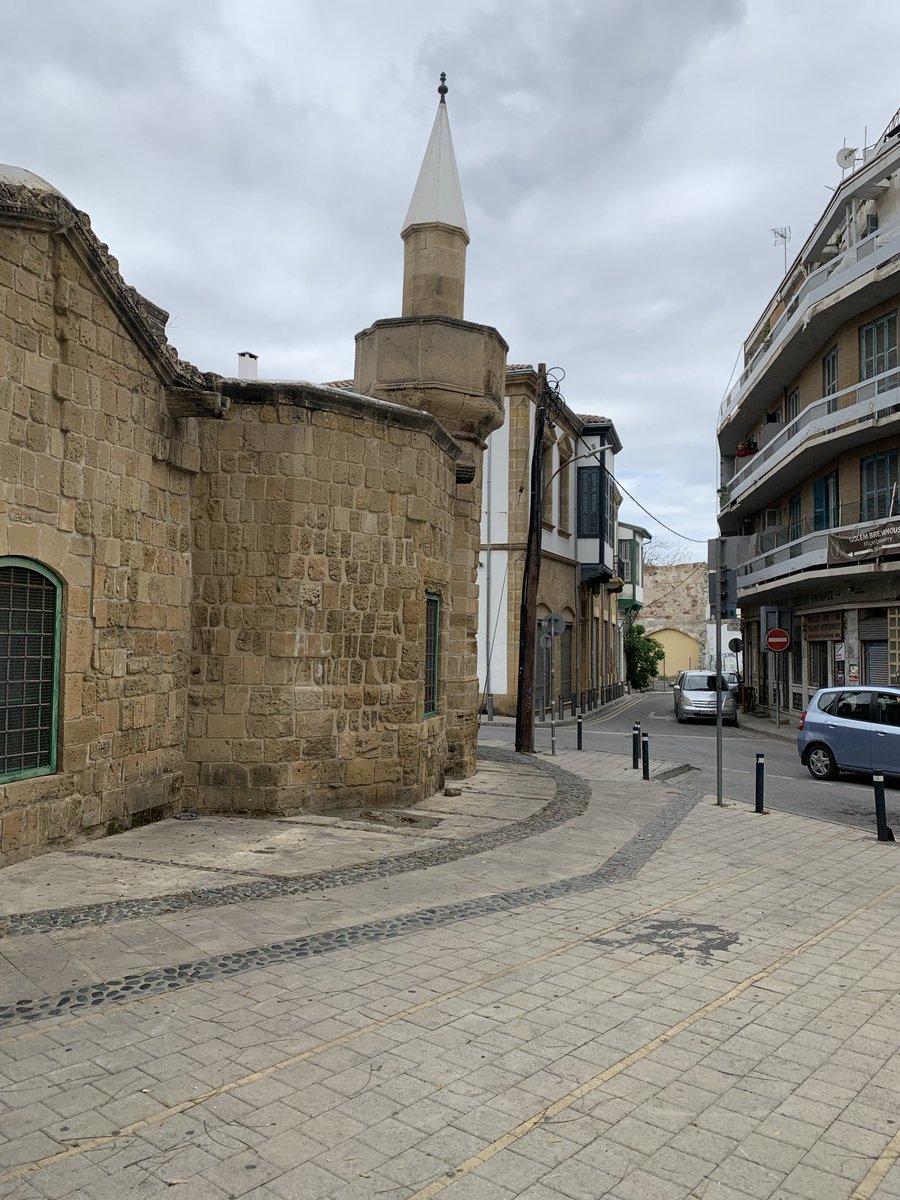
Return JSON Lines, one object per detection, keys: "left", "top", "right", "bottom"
{"left": 765, "top": 627, "right": 791, "bottom": 652}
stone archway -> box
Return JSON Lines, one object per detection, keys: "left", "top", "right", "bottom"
{"left": 651, "top": 628, "right": 701, "bottom": 679}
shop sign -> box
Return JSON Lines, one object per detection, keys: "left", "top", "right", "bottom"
{"left": 802, "top": 611, "right": 844, "bottom": 641}
{"left": 828, "top": 520, "right": 900, "bottom": 564}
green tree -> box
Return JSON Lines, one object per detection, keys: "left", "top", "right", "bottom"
{"left": 624, "top": 622, "right": 665, "bottom": 690}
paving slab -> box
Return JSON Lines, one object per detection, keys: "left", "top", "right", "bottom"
{"left": 3, "top": 742, "right": 900, "bottom": 1200}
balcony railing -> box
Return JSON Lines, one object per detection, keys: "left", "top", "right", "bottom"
{"left": 718, "top": 220, "right": 900, "bottom": 429}
{"left": 721, "top": 365, "right": 900, "bottom": 508}
{"left": 736, "top": 503, "right": 899, "bottom": 592}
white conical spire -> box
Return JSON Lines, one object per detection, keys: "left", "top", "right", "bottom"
{"left": 401, "top": 75, "right": 469, "bottom": 239}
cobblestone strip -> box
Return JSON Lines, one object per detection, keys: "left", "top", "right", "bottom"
{"left": 0, "top": 782, "right": 702, "bottom": 1027}
{"left": 0, "top": 746, "right": 586, "bottom": 939}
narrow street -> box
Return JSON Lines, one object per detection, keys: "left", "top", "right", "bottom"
{"left": 479, "top": 691, "right": 900, "bottom": 835}
{"left": 3, "top": 740, "right": 900, "bottom": 1199}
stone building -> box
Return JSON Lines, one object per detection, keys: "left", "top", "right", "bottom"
{"left": 0, "top": 81, "right": 506, "bottom": 862}
{"left": 640, "top": 562, "right": 710, "bottom": 677}
{"left": 641, "top": 562, "right": 740, "bottom": 679}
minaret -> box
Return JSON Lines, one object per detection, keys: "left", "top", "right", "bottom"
{"left": 401, "top": 72, "right": 470, "bottom": 320}
{"left": 354, "top": 76, "right": 508, "bottom": 780}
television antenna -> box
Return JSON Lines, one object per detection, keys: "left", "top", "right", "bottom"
{"left": 771, "top": 226, "right": 791, "bottom": 274}
{"left": 836, "top": 145, "right": 859, "bottom": 173}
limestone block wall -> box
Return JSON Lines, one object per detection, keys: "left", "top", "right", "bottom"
{"left": 0, "top": 227, "right": 194, "bottom": 862}
{"left": 641, "top": 563, "right": 708, "bottom": 674}
{"left": 187, "top": 395, "right": 455, "bottom": 814}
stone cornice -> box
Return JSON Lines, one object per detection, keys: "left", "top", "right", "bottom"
{"left": 215, "top": 377, "right": 462, "bottom": 460}
{"left": 354, "top": 314, "right": 509, "bottom": 352}
{"left": 0, "top": 178, "right": 216, "bottom": 393}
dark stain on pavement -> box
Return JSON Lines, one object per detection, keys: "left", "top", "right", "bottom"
{"left": 591, "top": 916, "right": 739, "bottom": 963}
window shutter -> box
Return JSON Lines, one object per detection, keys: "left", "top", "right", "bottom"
{"left": 812, "top": 479, "right": 826, "bottom": 531}
{"left": 577, "top": 467, "right": 602, "bottom": 537}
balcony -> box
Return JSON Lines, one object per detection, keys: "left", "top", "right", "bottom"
{"left": 718, "top": 220, "right": 900, "bottom": 435}
{"left": 719, "top": 365, "right": 900, "bottom": 517}
{"left": 736, "top": 503, "right": 900, "bottom": 597}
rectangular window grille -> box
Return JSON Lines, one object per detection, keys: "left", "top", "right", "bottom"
{"left": 1, "top": 564, "right": 59, "bottom": 780}
{"left": 424, "top": 593, "right": 440, "bottom": 716}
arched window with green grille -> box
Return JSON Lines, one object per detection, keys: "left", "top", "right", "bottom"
{"left": 0, "top": 558, "right": 62, "bottom": 783}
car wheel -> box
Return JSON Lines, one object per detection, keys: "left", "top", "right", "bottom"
{"left": 728, "top": 718, "right": 739, "bottom": 728}
{"left": 806, "top": 744, "right": 838, "bottom": 780}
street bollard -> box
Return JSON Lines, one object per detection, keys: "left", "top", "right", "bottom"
{"left": 577, "top": 713, "right": 583, "bottom": 750}
{"left": 641, "top": 732, "right": 650, "bottom": 780}
{"left": 874, "top": 773, "right": 895, "bottom": 841}
{"left": 755, "top": 752, "right": 765, "bottom": 813}
{"left": 632, "top": 722, "right": 641, "bottom": 769}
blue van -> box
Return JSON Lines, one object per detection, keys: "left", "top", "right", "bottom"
{"left": 797, "top": 686, "right": 900, "bottom": 780}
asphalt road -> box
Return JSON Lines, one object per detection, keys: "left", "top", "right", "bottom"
{"left": 479, "top": 690, "right": 900, "bottom": 837}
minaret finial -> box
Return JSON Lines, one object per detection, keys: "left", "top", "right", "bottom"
{"left": 438, "top": 72, "right": 448, "bottom": 104}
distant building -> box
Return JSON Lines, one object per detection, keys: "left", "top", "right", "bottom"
{"left": 717, "top": 106, "right": 900, "bottom": 714}
{"left": 641, "top": 562, "right": 709, "bottom": 677}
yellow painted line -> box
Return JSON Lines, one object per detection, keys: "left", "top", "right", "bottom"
{"left": 407, "top": 880, "right": 900, "bottom": 1200}
{"left": 851, "top": 1123, "right": 900, "bottom": 1199}
{"left": 0, "top": 863, "right": 772, "bottom": 1186}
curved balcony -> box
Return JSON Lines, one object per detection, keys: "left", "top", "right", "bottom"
{"left": 718, "top": 221, "right": 900, "bottom": 435}
{"left": 719, "top": 365, "right": 900, "bottom": 518}
{"left": 736, "top": 505, "right": 900, "bottom": 598}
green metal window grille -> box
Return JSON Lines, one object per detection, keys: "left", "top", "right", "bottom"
{"left": 425, "top": 593, "right": 440, "bottom": 716}
{"left": 0, "top": 559, "right": 61, "bottom": 783}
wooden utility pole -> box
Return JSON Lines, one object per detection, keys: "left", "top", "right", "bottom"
{"left": 515, "top": 364, "right": 551, "bottom": 752}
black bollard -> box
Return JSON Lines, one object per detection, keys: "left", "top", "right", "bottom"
{"left": 755, "top": 752, "right": 765, "bottom": 813}
{"left": 577, "top": 713, "right": 583, "bottom": 750}
{"left": 874, "top": 773, "right": 895, "bottom": 841}
{"left": 632, "top": 722, "right": 641, "bottom": 769}
{"left": 641, "top": 732, "right": 650, "bottom": 780}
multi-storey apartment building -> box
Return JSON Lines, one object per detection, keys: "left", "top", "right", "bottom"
{"left": 717, "top": 108, "right": 900, "bottom": 716}
{"left": 478, "top": 369, "right": 625, "bottom": 717}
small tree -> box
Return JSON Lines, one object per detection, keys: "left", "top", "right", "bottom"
{"left": 625, "top": 622, "right": 665, "bottom": 690}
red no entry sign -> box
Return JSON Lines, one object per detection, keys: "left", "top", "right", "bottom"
{"left": 766, "top": 627, "right": 791, "bottom": 652}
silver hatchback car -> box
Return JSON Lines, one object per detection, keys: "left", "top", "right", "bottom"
{"left": 798, "top": 685, "right": 900, "bottom": 780}
{"left": 673, "top": 671, "right": 739, "bottom": 727}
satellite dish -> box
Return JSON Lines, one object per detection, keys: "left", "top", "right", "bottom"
{"left": 836, "top": 146, "right": 858, "bottom": 170}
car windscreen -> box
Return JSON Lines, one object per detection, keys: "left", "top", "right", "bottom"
{"left": 683, "top": 674, "right": 722, "bottom": 691}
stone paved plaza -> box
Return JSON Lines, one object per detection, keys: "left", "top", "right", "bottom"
{"left": 2, "top": 742, "right": 900, "bottom": 1199}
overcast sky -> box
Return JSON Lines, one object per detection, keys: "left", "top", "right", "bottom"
{"left": 4, "top": 1, "right": 899, "bottom": 554}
